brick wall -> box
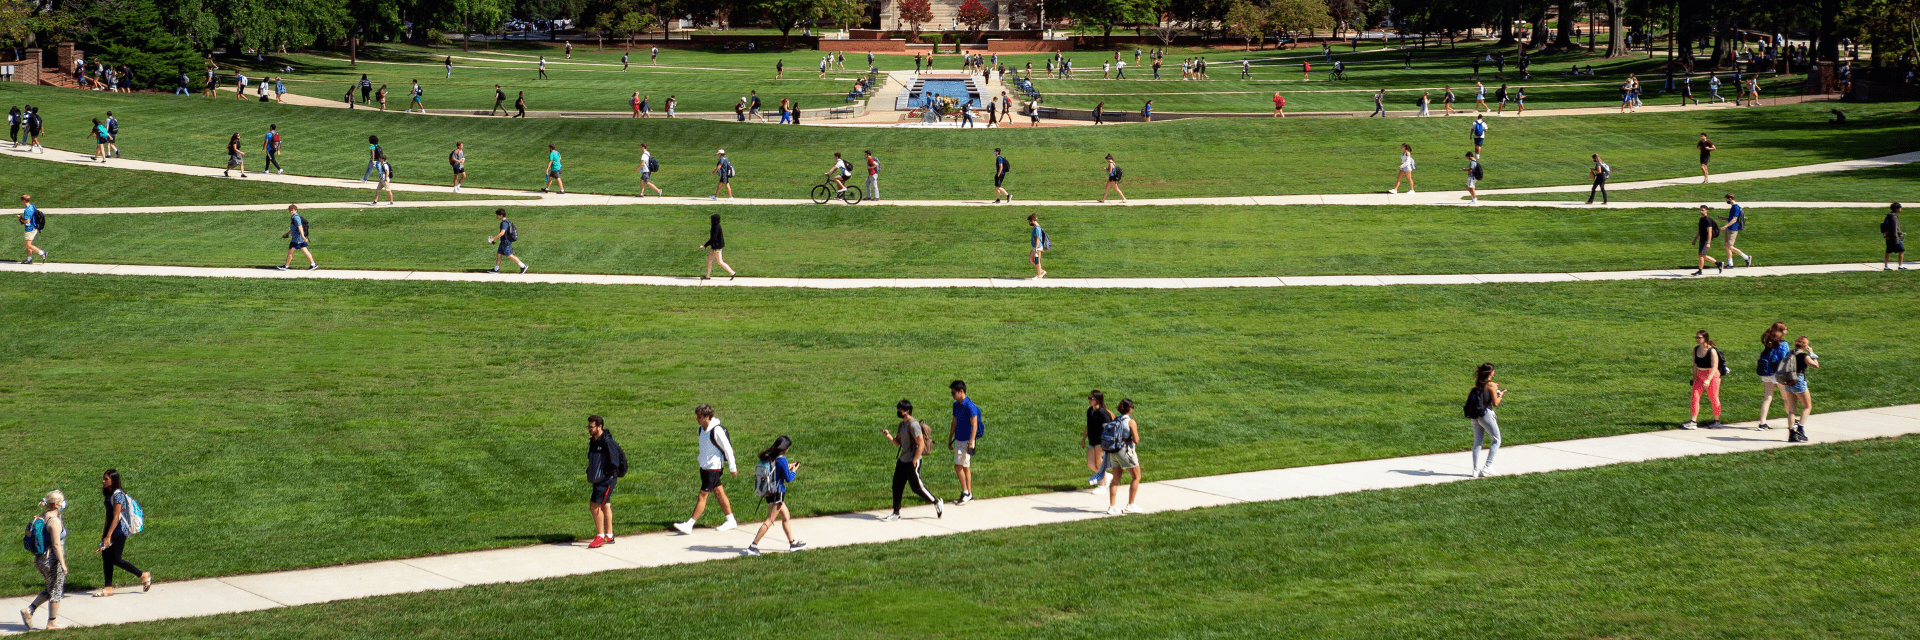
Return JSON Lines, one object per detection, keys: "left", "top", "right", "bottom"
{"left": 4, "top": 49, "right": 39, "bottom": 84}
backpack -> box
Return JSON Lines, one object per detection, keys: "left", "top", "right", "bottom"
{"left": 119, "top": 491, "right": 145, "bottom": 535}
{"left": 1038, "top": 228, "right": 1051, "bottom": 251}
{"left": 1099, "top": 417, "right": 1132, "bottom": 452}
{"left": 21, "top": 516, "right": 50, "bottom": 556}
{"left": 725, "top": 163, "right": 736, "bottom": 178}
{"left": 753, "top": 460, "right": 783, "bottom": 497}
{"left": 1112, "top": 166, "right": 1123, "bottom": 180}
{"left": 30, "top": 208, "right": 44, "bottom": 231}
{"left": 1471, "top": 162, "right": 1485, "bottom": 180}
{"left": 1756, "top": 344, "right": 1782, "bottom": 376}
{"left": 294, "top": 214, "right": 309, "bottom": 239}
{"left": 1773, "top": 351, "right": 1803, "bottom": 385}
{"left": 1463, "top": 387, "right": 1489, "bottom": 419}
{"left": 647, "top": 156, "right": 659, "bottom": 173}
{"left": 504, "top": 221, "right": 518, "bottom": 243}
{"left": 1712, "top": 347, "right": 1731, "bottom": 377}
{"left": 1000, "top": 158, "right": 1011, "bottom": 172}
{"left": 1598, "top": 163, "right": 1611, "bottom": 179}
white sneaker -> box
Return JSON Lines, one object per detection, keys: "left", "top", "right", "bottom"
{"left": 745, "top": 544, "right": 761, "bottom": 556}
{"left": 788, "top": 541, "right": 807, "bottom": 552}
{"left": 1106, "top": 505, "right": 1122, "bottom": 515}
{"left": 1470, "top": 199, "right": 1479, "bottom": 205}
{"left": 1387, "top": 188, "right": 1398, "bottom": 194}
{"left": 1407, "top": 190, "right": 1416, "bottom": 194}
{"left": 1479, "top": 466, "right": 1496, "bottom": 477}
{"left": 671, "top": 520, "right": 693, "bottom": 535}
{"left": 717, "top": 516, "right": 738, "bottom": 531}
{"left": 1470, "top": 467, "right": 1483, "bottom": 478}
{"left": 1087, "top": 476, "right": 1101, "bottom": 487}
{"left": 880, "top": 513, "right": 900, "bottom": 522}
{"left": 453, "top": 185, "right": 461, "bottom": 193}
{"left": 1123, "top": 504, "right": 1142, "bottom": 514}
{"left": 1681, "top": 421, "right": 1699, "bottom": 430}
{"left": 934, "top": 499, "right": 944, "bottom": 519}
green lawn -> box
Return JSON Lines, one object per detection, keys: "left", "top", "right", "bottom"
{"left": 0, "top": 152, "right": 519, "bottom": 208}
{"left": 6, "top": 82, "right": 1914, "bottom": 200}
{"left": 1488, "top": 162, "right": 1920, "bottom": 203}
{"left": 56, "top": 436, "right": 1920, "bottom": 639}
{"left": 3, "top": 272, "right": 1916, "bottom": 595}
{"left": 28, "top": 204, "right": 1900, "bottom": 277}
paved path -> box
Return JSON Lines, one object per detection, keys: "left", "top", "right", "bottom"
{"left": 6, "top": 404, "right": 1915, "bottom": 634}
{"left": 2, "top": 260, "right": 1906, "bottom": 289}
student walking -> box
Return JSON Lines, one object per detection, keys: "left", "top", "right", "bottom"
{"left": 1369, "top": 89, "right": 1387, "bottom": 117}
{"left": 361, "top": 135, "right": 382, "bottom": 182}
{"left": 1463, "top": 363, "right": 1504, "bottom": 477}
{"left": 1081, "top": 390, "right": 1115, "bottom": 487}
{"left": 19, "top": 490, "right": 68, "bottom": 630}
{"left": 673, "top": 404, "right": 740, "bottom": 534}
{"left": 376, "top": 84, "right": 388, "bottom": 111}
{"left": 1723, "top": 194, "right": 1752, "bottom": 267}
{"left": 89, "top": 118, "right": 109, "bottom": 162}
{"left": 1388, "top": 143, "right": 1416, "bottom": 194}
{"left": 746, "top": 436, "right": 804, "bottom": 556}
{"left": 1099, "top": 154, "right": 1126, "bottom": 203}
{"left": 699, "top": 213, "right": 736, "bottom": 280}
{"left": 1756, "top": 321, "right": 1790, "bottom": 430}
{"left": 1473, "top": 82, "right": 1488, "bottom": 112}
{"left": 1683, "top": 330, "right": 1726, "bottom": 429}
{"left": 261, "top": 124, "right": 284, "bottom": 175}
{"left": 1099, "top": 398, "right": 1143, "bottom": 514}
{"left": 444, "top": 56, "right": 454, "bottom": 78}
{"left": 537, "top": 57, "right": 549, "bottom": 80}
{"left": 711, "top": 150, "right": 735, "bottom": 201}
{"left": 449, "top": 142, "right": 467, "bottom": 193}
{"left": 1883, "top": 203, "right": 1907, "bottom": 270}
{"left": 1470, "top": 115, "right": 1487, "bottom": 156}
{"left": 8, "top": 106, "right": 20, "bottom": 147}
{"left": 1697, "top": 134, "right": 1716, "bottom": 183}
{"left": 490, "top": 85, "right": 507, "bottom": 115}
{"left": 880, "top": 400, "right": 944, "bottom": 521}
{"left": 514, "top": 92, "right": 527, "bottom": 118}
{"left": 1512, "top": 87, "right": 1526, "bottom": 115}
{"left": 94, "top": 470, "right": 151, "bottom": 597}
{"left": 278, "top": 205, "right": 316, "bottom": 271}
{"left": 1585, "top": 154, "right": 1610, "bottom": 205}
{"left": 864, "top": 150, "right": 880, "bottom": 201}
{"left": 23, "top": 106, "right": 40, "bottom": 152}
{"left": 407, "top": 80, "right": 425, "bottom": 113}
{"left": 992, "top": 148, "right": 1012, "bottom": 203}
{"left": 1690, "top": 205, "right": 1723, "bottom": 275}
{"left": 584, "top": 415, "right": 627, "bottom": 548}
{"left": 487, "top": 208, "right": 529, "bottom": 274}
{"left": 948, "top": 380, "right": 982, "bottom": 505}
{"left": 1028, "top": 213, "right": 1048, "bottom": 279}
{"left": 1442, "top": 86, "right": 1456, "bottom": 115}
{"left": 1417, "top": 91, "right": 1431, "bottom": 117}
{"left": 371, "top": 153, "right": 395, "bottom": 205}
{"left": 358, "top": 74, "right": 372, "bottom": 103}
{"left": 1775, "top": 336, "right": 1820, "bottom": 442}
{"left": 1463, "top": 152, "right": 1482, "bottom": 204}
{"left": 223, "top": 133, "right": 246, "bottom": 177}
{"left": 541, "top": 144, "right": 566, "bottom": 194}
{"left": 18, "top": 193, "right": 45, "bottom": 264}
{"left": 636, "top": 143, "right": 663, "bottom": 197}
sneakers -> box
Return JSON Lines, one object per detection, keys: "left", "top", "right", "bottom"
{"left": 934, "top": 498, "right": 944, "bottom": 519}
{"left": 1478, "top": 465, "right": 1497, "bottom": 477}
{"left": 306, "top": 263, "right": 318, "bottom": 271}
{"left": 745, "top": 543, "right": 761, "bottom": 556}
{"left": 587, "top": 535, "right": 606, "bottom": 549}
{"left": 993, "top": 198, "right": 1001, "bottom": 203}
{"left": 1680, "top": 420, "right": 1698, "bottom": 430}
{"left": 788, "top": 541, "right": 807, "bottom": 552}
{"left": 23, "top": 254, "right": 33, "bottom": 265}
{"left": 1388, "top": 188, "right": 1398, "bottom": 194}
{"left": 717, "top": 515, "right": 738, "bottom": 531}
{"left": 453, "top": 185, "right": 461, "bottom": 194}
{"left": 1407, "top": 190, "right": 1416, "bottom": 194}
{"left": 1469, "top": 198, "right": 1479, "bottom": 205}
{"left": 519, "top": 264, "right": 529, "bottom": 274}
{"left": 1470, "top": 467, "right": 1483, "bottom": 478}
{"left": 1717, "top": 262, "right": 1724, "bottom": 274}
{"left": 486, "top": 267, "right": 500, "bottom": 274}
{"left": 1756, "top": 423, "right": 1772, "bottom": 431}
{"left": 1087, "top": 474, "right": 1101, "bottom": 487}
{"left": 1106, "top": 505, "right": 1122, "bottom": 515}
{"left": 709, "top": 195, "right": 718, "bottom": 200}
{"left": 1689, "top": 269, "right": 1703, "bottom": 276}
{"left": 1705, "top": 420, "right": 1724, "bottom": 429}
{"left": 1122, "top": 504, "right": 1142, "bottom": 514}
{"left": 1744, "top": 255, "right": 1753, "bottom": 267}
{"left": 275, "top": 265, "right": 289, "bottom": 271}
{"left": 956, "top": 492, "right": 973, "bottom": 505}
{"left": 880, "top": 513, "right": 900, "bottom": 522}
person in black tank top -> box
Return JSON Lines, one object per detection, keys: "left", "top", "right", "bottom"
{"left": 1085, "top": 391, "right": 1114, "bottom": 487}
{"left": 1685, "top": 330, "right": 1724, "bottom": 429}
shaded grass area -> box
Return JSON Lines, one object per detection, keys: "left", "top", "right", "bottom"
{"left": 2, "top": 272, "right": 1916, "bottom": 594}
{"left": 57, "top": 436, "right": 1920, "bottom": 639}
{"left": 1487, "top": 162, "right": 1920, "bottom": 203}
{"left": 27, "top": 204, "right": 1900, "bottom": 277}
{"left": 3, "top": 82, "right": 1914, "bottom": 200}
{"left": 0, "top": 150, "right": 522, "bottom": 207}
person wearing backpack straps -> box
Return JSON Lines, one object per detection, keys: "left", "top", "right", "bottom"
{"left": 1101, "top": 398, "right": 1144, "bottom": 515}
{"left": 584, "top": 415, "right": 627, "bottom": 549}
{"left": 1723, "top": 193, "right": 1753, "bottom": 268}
{"left": 746, "top": 435, "right": 804, "bottom": 556}
{"left": 449, "top": 141, "right": 467, "bottom": 194}
{"left": 1777, "top": 335, "right": 1820, "bottom": 443}
{"left": 19, "top": 193, "right": 46, "bottom": 264}
{"left": 1754, "top": 322, "right": 1790, "bottom": 431}
{"left": 1028, "top": 214, "right": 1048, "bottom": 280}
{"left": 1464, "top": 363, "right": 1504, "bottom": 478}
{"left": 636, "top": 143, "right": 663, "bottom": 197}
{"left": 1083, "top": 390, "right": 1114, "bottom": 489}
{"left": 1683, "top": 330, "right": 1726, "bottom": 430}
{"left": 880, "top": 399, "right": 944, "bottom": 522}
{"left": 1585, "top": 154, "right": 1611, "bottom": 205}
{"left": 1099, "top": 154, "right": 1126, "bottom": 204}
{"left": 948, "top": 380, "right": 983, "bottom": 505}
{"left": 711, "top": 149, "right": 734, "bottom": 201}
{"left": 95, "top": 469, "right": 151, "bottom": 597}
{"left": 1690, "top": 205, "right": 1724, "bottom": 276}
{"left": 1463, "top": 152, "right": 1482, "bottom": 205}
{"left": 278, "top": 205, "right": 317, "bottom": 271}
{"left": 993, "top": 148, "right": 1012, "bottom": 204}
{"left": 20, "top": 490, "right": 69, "bottom": 630}
{"left": 673, "top": 404, "right": 740, "bottom": 535}
{"left": 487, "top": 208, "right": 529, "bottom": 274}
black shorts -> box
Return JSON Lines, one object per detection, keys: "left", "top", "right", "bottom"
{"left": 1698, "top": 241, "right": 1711, "bottom": 256}
{"left": 452, "top": 163, "right": 466, "bottom": 175}
{"left": 764, "top": 491, "right": 785, "bottom": 505}
{"left": 699, "top": 468, "right": 724, "bottom": 491}
{"left": 1890, "top": 240, "right": 1907, "bottom": 254}
{"left": 994, "top": 174, "right": 1005, "bottom": 187}
{"left": 590, "top": 480, "right": 616, "bottom": 504}
{"left": 1700, "top": 152, "right": 1711, "bottom": 165}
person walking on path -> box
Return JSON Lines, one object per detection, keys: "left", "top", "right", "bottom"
{"left": 1695, "top": 133, "right": 1718, "bottom": 183}
{"left": 1028, "top": 213, "right": 1048, "bottom": 279}
{"left": 651, "top": 46, "right": 660, "bottom": 64}
{"left": 636, "top": 143, "right": 663, "bottom": 197}
{"left": 1690, "top": 205, "right": 1724, "bottom": 276}
{"left": 1270, "top": 92, "right": 1286, "bottom": 118}
{"left": 358, "top": 74, "right": 372, "bottom": 104}
{"left": 1883, "top": 203, "right": 1906, "bottom": 270}
{"left": 637, "top": 94, "right": 651, "bottom": 118}
{"left": 674, "top": 404, "right": 741, "bottom": 534}
{"left": 564, "top": 41, "right": 572, "bottom": 59}
{"left": 1512, "top": 87, "right": 1526, "bottom": 115}
{"left": 18, "top": 193, "right": 45, "bottom": 264}
{"left": 1100, "top": 154, "right": 1127, "bottom": 204}
{"left": 948, "top": 380, "right": 983, "bottom": 505}
{"left": 444, "top": 56, "right": 453, "bottom": 78}
{"left": 1442, "top": 86, "right": 1456, "bottom": 116}
{"left": 1464, "top": 363, "right": 1504, "bottom": 477}
{"left": 1100, "top": 398, "right": 1143, "bottom": 515}
{"left": 1723, "top": 194, "right": 1753, "bottom": 267}
{"left": 1776, "top": 336, "right": 1820, "bottom": 442}
{"left": 1470, "top": 115, "right": 1488, "bottom": 157}
{"left": 261, "top": 124, "right": 284, "bottom": 175}
{"left": 1369, "top": 89, "right": 1387, "bottom": 117}
{"left": 223, "top": 133, "right": 247, "bottom": 178}
{"left": 514, "top": 92, "right": 527, "bottom": 118}
{"left": 1680, "top": 76, "right": 1697, "bottom": 105}
{"left": 537, "top": 57, "right": 549, "bottom": 80}
{"left": 864, "top": 150, "right": 880, "bottom": 202}
{"left": 88, "top": 118, "right": 107, "bottom": 162}
{"left": 278, "top": 205, "right": 316, "bottom": 271}
{"left": 94, "top": 469, "right": 151, "bottom": 597}
{"left": 21, "top": 106, "right": 40, "bottom": 153}
{"left": 1473, "top": 82, "right": 1488, "bottom": 112}
{"left": 376, "top": 84, "right": 388, "bottom": 112}
{"left": 1463, "top": 152, "right": 1482, "bottom": 205}
{"left": 584, "top": 415, "right": 627, "bottom": 549}
{"left": 449, "top": 142, "right": 467, "bottom": 194}
{"left": 993, "top": 148, "right": 1011, "bottom": 203}
{"left": 1388, "top": 143, "right": 1416, "bottom": 194}
{"left": 487, "top": 208, "right": 529, "bottom": 274}
{"left": 406, "top": 80, "right": 425, "bottom": 113}
{"left": 360, "top": 136, "right": 382, "bottom": 182}
{"left": 371, "top": 153, "right": 395, "bottom": 205}
{"left": 746, "top": 436, "right": 804, "bottom": 556}
{"left": 1417, "top": 91, "right": 1431, "bottom": 117}
{"left": 1493, "top": 84, "right": 1508, "bottom": 114}
{"left": 711, "top": 150, "right": 735, "bottom": 201}
{"left": 8, "top": 105, "right": 20, "bottom": 148}
{"left": 1081, "top": 390, "right": 1116, "bottom": 488}
{"left": 699, "top": 213, "right": 736, "bottom": 281}
{"left": 1682, "top": 330, "right": 1726, "bottom": 430}
{"left": 1755, "top": 322, "right": 1791, "bottom": 430}
{"left": 1585, "top": 154, "right": 1610, "bottom": 205}
{"left": 490, "top": 85, "right": 507, "bottom": 115}
{"left": 19, "top": 490, "right": 68, "bottom": 631}
{"left": 541, "top": 144, "right": 565, "bottom": 194}
{"left": 880, "top": 400, "right": 944, "bottom": 522}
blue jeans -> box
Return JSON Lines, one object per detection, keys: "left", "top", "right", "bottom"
{"left": 363, "top": 158, "right": 380, "bottom": 181}
{"left": 1471, "top": 411, "right": 1501, "bottom": 468}
{"left": 174, "top": 88, "right": 188, "bottom": 95}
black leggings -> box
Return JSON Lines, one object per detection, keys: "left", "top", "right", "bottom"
{"left": 891, "top": 460, "right": 938, "bottom": 511}
{"left": 264, "top": 150, "right": 282, "bottom": 172}
{"left": 1589, "top": 177, "right": 1609, "bottom": 202}
{"left": 102, "top": 532, "right": 143, "bottom": 587}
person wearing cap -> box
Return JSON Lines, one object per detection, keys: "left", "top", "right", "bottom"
{"left": 711, "top": 150, "right": 735, "bottom": 201}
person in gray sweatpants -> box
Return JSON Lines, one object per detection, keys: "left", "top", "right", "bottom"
{"left": 1467, "top": 362, "right": 1505, "bottom": 477}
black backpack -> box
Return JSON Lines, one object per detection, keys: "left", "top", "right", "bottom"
{"left": 647, "top": 156, "right": 659, "bottom": 172}
{"left": 1462, "top": 387, "right": 1488, "bottom": 419}
{"left": 1112, "top": 166, "right": 1123, "bottom": 180}
{"left": 504, "top": 221, "right": 518, "bottom": 243}
{"left": 30, "top": 208, "right": 44, "bottom": 231}
{"left": 1471, "top": 162, "right": 1485, "bottom": 180}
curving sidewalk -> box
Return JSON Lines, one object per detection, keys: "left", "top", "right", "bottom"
{"left": 4, "top": 403, "right": 1916, "bottom": 634}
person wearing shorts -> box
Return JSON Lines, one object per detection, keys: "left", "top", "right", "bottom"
{"left": 630, "top": 92, "right": 641, "bottom": 118}
{"left": 1691, "top": 205, "right": 1723, "bottom": 276}
{"left": 1723, "top": 194, "right": 1752, "bottom": 267}
{"left": 673, "top": 404, "right": 740, "bottom": 534}
{"left": 91, "top": 118, "right": 110, "bottom": 162}
{"left": 1884, "top": 203, "right": 1907, "bottom": 270}
{"left": 19, "top": 193, "right": 45, "bottom": 264}
{"left": 279, "top": 204, "right": 316, "bottom": 271}
{"left": 993, "top": 148, "right": 1011, "bottom": 203}
{"left": 711, "top": 149, "right": 733, "bottom": 200}
{"left": 223, "top": 132, "right": 246, "bottom": 177}
{"left": 1442, "top": 86, "right": 1455, "bottom": 115}
{"left": 1464, "top": 153, "right": 1481, "bottom": 204}
{"left": 541, "top": 144, "right": 565, "bottom": 194}
{"left": 584, "top": 415, "right": 626, "bottom": 548}
{"left": 407, "top": 80, "right": 424, "bottom": 113}
{"left": 1697, "top": 133, "right": 1716, "bottom": 183}
{"left": 637, "top": 143, "right": 663, "bottom": 197}
{"left": 1470, "top": 115, "right": 1488, "bottom": 157}
{"left": 449, "top": 142, "right": 467, "bottom": 193}
{"left": 746, "top": 436, "right": 804, "bottom": 556}
{"left": 487, "top": 208, "right": 528, "bottom": 273}
{"left": 1103, "top": 398, "right": 1142, "bottom": 515}
{"left": 1083, "top": 390, "right": 1113, "bottom": 487}
{"left": 1778, "top": 336, "right": 1819, "bottom": 442}
{"left": 948, "top": 380, "right": 982, "bottom": 505}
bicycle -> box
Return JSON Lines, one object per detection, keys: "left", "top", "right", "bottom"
{"left": 810, "top": 178, "right": 863, "bottom": 204}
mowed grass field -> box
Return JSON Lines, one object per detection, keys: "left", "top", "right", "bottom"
{"left": 3, "top": 272, "right": 1916, "bottom": 595}
{"left": 30, "top": 203, "right": 1901, "bottom": 277}
{"left": 0, "top": 152, "right": 521, "bottom": 208}
{"left": 1488, "top": 162, "right": 1920, "bottom": 203}
{"left": 51, "top": 436, "right": 1920, "bottom": 639}
{"left": 5, "top": 82, "right": 1915, "bottom": 200}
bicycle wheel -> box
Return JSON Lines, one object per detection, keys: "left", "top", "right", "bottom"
{"left": 841, "top": 186, "right": 864, "bottom": 205}
{"left": 810, "top": 184, "right": 831, "bottom": 204}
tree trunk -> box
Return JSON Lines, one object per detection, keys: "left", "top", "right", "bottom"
{"left": 1605, "top": 0, "right": 1627, "bottom": 57}
{"left": 1708, "top": 17, "right": 1729, "bottom": 68}
{"left": 1497, "top": 13, "right": 1515, "bottom": 46}
{"left": 1675, "top": 1, "right": 1690, "bottom": 62}
{"left": 350, "top": 35, "right": 357, "bottom": 65}
{"left": 464, "top": 17, "right": 472, "bottom": 52}
{"left": 1554, "top": 3, "right": 1574, "bottom": 48}
{"left": 1529, "top": 6, "right": 1548, "bottom": 48}
{"left": 1816, "top": 0, "right": 1840, "bottom": 60}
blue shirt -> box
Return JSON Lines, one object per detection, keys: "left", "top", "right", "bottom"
{"left": 951, "top": 397, "right": 982, "bottom": 441}
{"left": 265, "top": 131, "right": 280, "bottom": 150}
{"left": 21, "top": 203, "right": 36, "bottom": 231}
{"left": 1725, "top": 204, "right": 1744, "bottom": 232}
{"left": 773, "top": 456, "right": 793, "bottom": 490}
{"left": 290, "top": 213, "right": 306, "bottom": 240}
{"left": 499, "top": 219, "right": 512, "bottom": 241}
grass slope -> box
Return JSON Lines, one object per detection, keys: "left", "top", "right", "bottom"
{"left": 0, "top": 152, "right": 519, "bottom": 208}
{"left": 1487, "top": 162, "right": 1920, "bottom": 203}
{"left": 3, "top": 272, "right": 1915, "bottom": 594}
{"left": 54, "top": 436, "right": 1920, "bottom": 639}
{"left": 28, "top": 204, "right": 1901, "bottom": 277}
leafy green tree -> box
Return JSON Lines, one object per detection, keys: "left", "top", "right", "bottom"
{"left": 1224, "top": 0, "right": 1265, "bottom": 48}
{"left": 1267, "top": 0, "right": 1333, "bottom": 40}
{"left": 72, "top": 0, "right": 203, "bottom": 88}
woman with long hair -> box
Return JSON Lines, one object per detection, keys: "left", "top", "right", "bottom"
{"left": 1683, "top": 330, "right": 1724, "bottom": 429}
{"left": 1756, "top": 322, "right": 1789, "bottom": 430}
{"left": 20, "top": 490, "right": 68, "bottom": 629}
{"left": 747, "top": 436, "right": 805, "bottom": 556}
{"left": 700, "top": 214, "right": 736, "bottom": 281}
{"left": 1389, "top": 143, "right": 1416, "bottom": 194}
{"left": 95, "top": 469, "right": 150, "bottom": 597}
{"left": 1778, "top": 336, "right": 1820, "bottom": 442}
{"left": 224, "top": 133, "right": 245, "bottom": 178}
{"left": 1465, "top": 363, "right": 1504, "bottom": 477}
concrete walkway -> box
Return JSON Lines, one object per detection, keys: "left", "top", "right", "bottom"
{"left": 5, "top": 404, "right": 1915, "bottom": 634}
{"left": 2, "top": 260, "right": 1906, "bottom": 289}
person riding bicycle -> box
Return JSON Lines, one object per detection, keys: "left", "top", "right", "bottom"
{"left": 826, "top": 152, "right": 853, "bottom": 193}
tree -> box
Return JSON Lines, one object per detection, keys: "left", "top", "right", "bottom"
{"left": 1604, "top": 0, "right": 1626, "bottom": 56}
{"left": 957, "top": 0, "right": 992, "bottom": 28}
{"left": 1223, "top": 0, "right": 1264, "bottom": 48}
{"left": 751, "top": 0, "right": 861, "bottom": 44}
{"left": 897, "top": 0, "right": 932, "bottom": 34}
{"left": 72, "top": 0, "right": 202, "bottom": 88}
{"left": 1268, "top": 0, "right": 1333, "bottom": 40}
{"left": 617, "top": 9, "right": 652, "bottom": 44}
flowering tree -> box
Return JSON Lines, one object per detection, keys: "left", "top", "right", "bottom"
{"left": 898, "top": 0, "right": 934, "bottom": 35}
{"left": 957, "top": 0, "right": 993, "bottom": 29}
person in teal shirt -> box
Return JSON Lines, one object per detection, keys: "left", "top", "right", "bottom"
{"left": 19, "top": 193, "right": 45, "bottom": 263}
{"left": 542, "top": 144, "right": 565, "bottom": 194}
{"left": 91, "top": 119, "right": 110, "bottom": 162}
{"left": 1028, "top": 213, "right": 1047, "bottom": 279}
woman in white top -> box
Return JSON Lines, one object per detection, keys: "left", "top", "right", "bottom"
{"left": 1389, "top": 143, "right": 1416, "bottom": 194}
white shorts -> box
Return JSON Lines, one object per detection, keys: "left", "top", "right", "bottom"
{"left": 1466, "top": 178, "right": 1478, "bottom": 188}
{"left": 953, "top": 440, "right": 974, "bottom": 467}
{"left": 24, "top": 230, "right": 38, "bottom": 241}
{"left": 1399, "top": 162, "right": 1415, "bottom": 172}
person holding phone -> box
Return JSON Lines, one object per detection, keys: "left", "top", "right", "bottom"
{"left": 948, "top": 380, "right": 982, "bottom": 505}
{"left": 880, "top": 400, "right": 944, "bottom": 522}
{"left": 1464, "top": 363, "right": 1504, "bottom": 477}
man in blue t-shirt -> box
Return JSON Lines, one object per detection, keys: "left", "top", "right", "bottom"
{"left": 993, "top": 148, "right": 1011, "bottom": 204}
{"left": 1470, "top": 116, "right": 1488, "bottom": 157}
{"left": 278, "top": 204, "right": 315, "bottom": 271}
{"left": 487, "top": 208, "right": 529, "bottom": 274}
{"left": 947, "top": 380, "right": 982, "bottom": 505}
{"left": 19, "top": 193, "right": 45, "bottom": 263}
{"left": 1723, "top": 194, "right": 1752, "bottom": 267}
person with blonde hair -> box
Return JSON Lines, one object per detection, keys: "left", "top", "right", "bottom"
{"left": 1775, "top": 336, "right": 1820, "bottom": 442}
{"left": 1388, "top": 143, "right": 1416, "bottom": 194}
{"left": 20, "top": 490, "right": 68, "bottom": 630}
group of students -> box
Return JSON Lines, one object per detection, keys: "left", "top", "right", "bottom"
{"left": 18, "top": 470, "right": 153, "bottom": 631}
{"left": 336, "top": 75, "right": 431, "bottom": 114}
{"left": 1680, "top": 322, "right": 1823, "bottom": 443}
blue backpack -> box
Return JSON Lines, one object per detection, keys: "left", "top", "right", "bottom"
{"left": 22, "top": 516, "right": 50, "bottom": 555}
{"left": 1099, "top": 417, "right": 1132, "bottom": 452}
{"left": 753, "top": 460, "right": 783, "bottom": 497}
{"left": 117, "top": 490, "right": 145, "bottom": 535}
